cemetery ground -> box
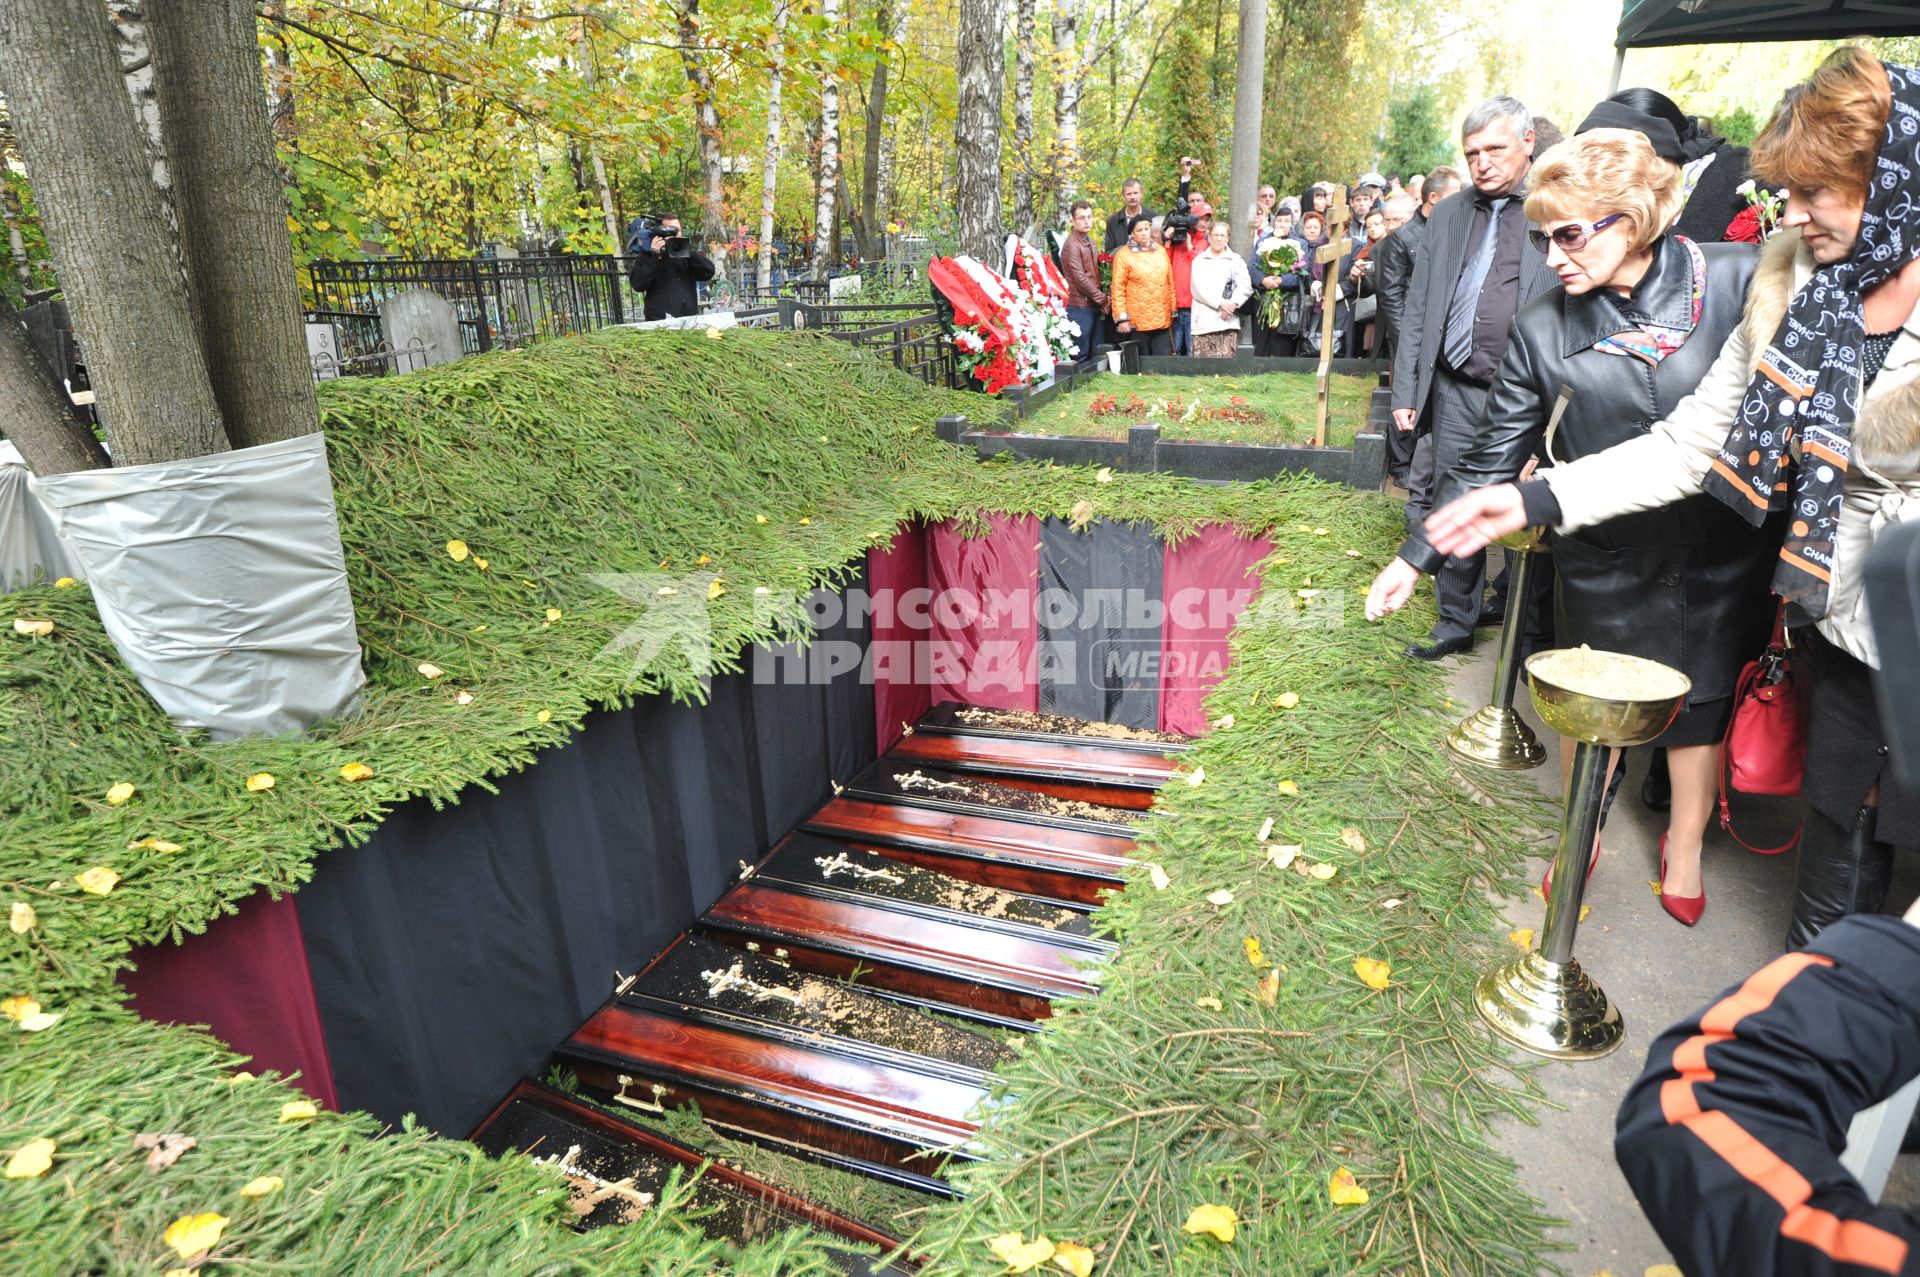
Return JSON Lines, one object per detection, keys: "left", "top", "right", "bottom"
{"left": 1013, "top": 371, "right": 1375, "bottom": 448}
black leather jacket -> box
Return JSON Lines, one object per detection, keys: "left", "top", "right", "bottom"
{"left": 1399, "top": 234, "right": 1781, "bottom": 704}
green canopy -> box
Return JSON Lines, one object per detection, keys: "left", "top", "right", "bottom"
{"left": 1619, "top": 0, "right": 1920, "bottom": 49}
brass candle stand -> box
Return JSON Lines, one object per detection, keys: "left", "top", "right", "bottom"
{"left": 1446, "top": 526, "right": 1548, "bottom": 770}
{"left": 1473, "top": 649, "right": 1690, "bottom": 1061}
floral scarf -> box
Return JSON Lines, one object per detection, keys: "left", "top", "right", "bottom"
{"left": 1700, "top": 61, "right": 1920, "bottom": 618}
{"left": 1592, "top": 236, "right": 1707, "bottom": 366}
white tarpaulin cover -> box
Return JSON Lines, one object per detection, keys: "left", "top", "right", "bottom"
{"left": 0, "top": 442, "right": 82, "bottom": 592}
{"left": 34, "top": 432, "right": 365, "bottom": 740}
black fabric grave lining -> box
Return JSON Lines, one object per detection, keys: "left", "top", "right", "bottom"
{"left": 295, "top": 568, "right": 875, "bottom": 1135}
{"left": 1037, "top": 516, "right": 1165, "bottom": 730}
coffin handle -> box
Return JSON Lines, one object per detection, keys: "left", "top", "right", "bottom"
{"left": 613, "top": 1075, "right": 668, "bottom": 1113}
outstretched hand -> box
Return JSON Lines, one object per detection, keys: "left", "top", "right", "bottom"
{"left": 1424, "top": 483, "right": 1528, "bottom": 558}
{"left": 1365, "top": 557, "right": 1421, "bottom": 621}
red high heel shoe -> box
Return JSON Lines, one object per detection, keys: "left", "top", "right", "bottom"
{"left": 1540, "top": 840, "right": 1602, "bottom": 903}
{"left": 1659, "top": 832, "right": 1706, "bottom": 927}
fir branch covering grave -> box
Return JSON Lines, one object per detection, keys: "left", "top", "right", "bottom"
{"left": 0, "top": 327, "right": 1555, "bottom": 1274}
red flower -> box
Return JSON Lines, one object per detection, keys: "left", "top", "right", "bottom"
{"left": 1723, "top": 207, "right": 1764, "bottom": 244}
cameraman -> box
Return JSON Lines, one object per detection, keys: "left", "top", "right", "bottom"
{"left": 1164, "top": 156, "right": 1205, "bottom": 355}
{"left": 626, "top": 214, "right": 716, "bottom": 321}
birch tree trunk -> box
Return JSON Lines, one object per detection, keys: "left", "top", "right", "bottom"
{"left": 0, "top": 0, "right": 226, "bottom": 467}
{"left": 1050, "top": 0, "right": 1085, "bottom": 215}
{"left": 955, "top": 0, "right": 1006, "bottom": 264}
{"left": 1226, "top": 0, "right": 1266, "bottom": 255}
{"left": 106, "top": 2, "right": 169, "bottom": 198}
{"left": 148, "top": 0, "right": 318, "bottom": 450}
{"left": 1012, "top": 0, "right": 1037, "bottom": 235}
{"left": 811, "top": 0, "right": 842, "bottom": 283}
{"left": 261, "top": 2, "right": 298, "bottom": 156}
{"left": 758, "top": 0, "right": 789, "bottom": 294}
{"left": 674, "top": 0, "right": 729, "bottom": 244}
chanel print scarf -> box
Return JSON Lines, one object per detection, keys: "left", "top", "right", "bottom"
{"left": 1701, "top": 61, "right": 1920, "bottom": 617}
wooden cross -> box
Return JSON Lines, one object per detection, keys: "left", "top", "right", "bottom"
{"left": 1313, "top": 185, "right": 1351, "bottom": 447}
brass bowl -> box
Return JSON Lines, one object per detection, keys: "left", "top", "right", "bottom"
{"left": 1493, "top": 525, "right": 1547, "bottom": 552}
{"left": 1524, "top": 649, "right": 1690, "bottom": 748}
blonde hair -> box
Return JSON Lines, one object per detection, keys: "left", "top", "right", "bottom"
{"left": 1523, "top": 128, "right": 1684, "bottom": 252}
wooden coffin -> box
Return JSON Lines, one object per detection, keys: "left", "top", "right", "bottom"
{"left": 470, "top": 1078, "right": 912, "bottom": 1273}
{"left": 804, "top": 761, "right": 1140, "bottom": 905}
{"left": 888, "top": 701, "right": 1190, "bottom": 809}
{"left": 558, "top": 934, "right": 1001, "bottom": 1196}
{"left": 703, "top": 833, "right": 1111, "bottom": 1028}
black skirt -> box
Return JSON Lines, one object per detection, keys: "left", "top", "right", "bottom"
{"left": 1653, "top": 694, "right": 1734, "bottom": 748}
{"left": 1798, "top": 626, "right": 1920, "bottom": 844}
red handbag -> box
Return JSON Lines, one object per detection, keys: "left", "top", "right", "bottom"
{"left": 1717, "top": 605, "right": 1808, "bottom": 854}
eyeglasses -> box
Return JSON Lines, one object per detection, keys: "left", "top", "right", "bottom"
{"left": 1529, "top": 213, "right": 1627, "bottom": 254}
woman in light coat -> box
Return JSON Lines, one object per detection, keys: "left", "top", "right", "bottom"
{"left": 1189, "top": 222, "right": 1253, "bottom": 358}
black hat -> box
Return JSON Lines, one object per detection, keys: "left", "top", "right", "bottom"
{"left": 1575, "top": 100, "right": 1689, "bottom": 164}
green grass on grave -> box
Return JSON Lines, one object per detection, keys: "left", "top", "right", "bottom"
{"left": 1008, "top": 371, "right": 1374, "bottom": 448}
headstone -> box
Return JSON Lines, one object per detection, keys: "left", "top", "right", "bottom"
{"left": 377, "top": 288, "right": 461, "bottom": 369}
{"left": 306, "top": 321, "right": 341, "bottom": 380}
{"left": 828, "top": 273, "right": 862, "bottom": 302}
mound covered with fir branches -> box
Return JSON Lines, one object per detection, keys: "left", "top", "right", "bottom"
{"left": 0, "top": 327, "right": 1554, "bottom": 1274}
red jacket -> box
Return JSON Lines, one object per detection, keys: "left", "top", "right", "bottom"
{"left": 1168, "top": 235, "right": 1203, "bottom": 309}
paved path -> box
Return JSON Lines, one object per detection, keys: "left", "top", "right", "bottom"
{"left": 1428, "top": 567, "right": 1920, "bottom": 1275}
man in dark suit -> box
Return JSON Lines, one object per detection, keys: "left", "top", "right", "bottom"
{"left": 1375, "top": 164, "right": 1463, "bottom": 483}
{"left": 1390, "top": 98, "right": 1555, "bottom": 661}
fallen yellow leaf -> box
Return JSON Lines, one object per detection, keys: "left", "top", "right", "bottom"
{"left": 10, "top": 902, "right": 35, "bottom": 934}
{"left": 1256, "top": 817, "right": 1274, "bottom": 842}
{"left": 1243, "top": 936, "right": 1266, "bottom": 968}
{"left": 1276, "top": 691, "right": 1300, "bottom": 709}
{"left": 1206, "top": 889, "right": 1235, "bottom": 907}
{"left": 1212, "top": 712, "right": 1235, "bottom": 729}
{"left": 1581, "top": 905, "right": 1591, "bottom": 921}
{"left": 1146, "top": 863, "right": 1171, "bottom": 890}
{"left": 1181, "top": 1202, "right": 1238, "bottom": 1242}
{"left": 707, "top": 579, "right": 727, "bottom": 600}
{"left": 697, "top": 555, "right": 711, "bottom": 566}
{"left": 755, "top": 514, "right": 769, "bottom": 524}
{"left": 1266, "top": 844, "right": 1300, "bottom": 870}
{"left": 246, "top": 773, "right": 276, "bottom": 793}
{"left": 1277, "top": 780, "right": 1300, "bottom": 797}
{"left": 339, "top": 762, "right": 374, "bottom": 783}
{"left": 536, "top": 710, "right": 553, "bottom": 724}
{"left": 163, "top": 1212, "right": 228, "bottom": 1260}
{"left": 229, "top": 1072, "right": 256, "bottom": 1085}
{"left": 1353, "top": 957, "right": 1391, "bottom": 990}
{"left": 417, "top": 662, "right": 444, "bottom": 680}
{"left": 1328, "top": 1166, "right": 1370, "bottom": 1205}
{"left": 1095, "top": 467, "right": 1114, "bottom": 483}
{"left": 128, "top": 837, "right": 183, "bottom": 853}
{"left": 1509, "top": 928, "right": 1535, "bottom": 949}
{"left": 279, "top": 1100, "right": 318, "bottom": 1123}
{"left": 76, "top": 866, "right": 119, "bottom": 896}
{"left": 707, "top": 326, "right": 724, "bottom": 339}
{"left": 1051, "top": 1241, "right": 1095, "bottom": 1277}
{"left": 5, "top": 1137, "right": 55, "bottom": 1179}
{"left": 1308, "top": 862, "right": 1338, "bottom": 881}
{"left": 1068, "top": 499, "right": 1094, "bottom": 532}
{"left": 445, "top": 540, "right": 470, "bottom": 562}
{"left": 240, "top": 1175, "right": 284, "bottom": 1198}
{"left": 1185, "top": 766, "right": 1206, "bottom": 787}
{"left": 17, "top": 1011, "right": 61, "bottom": 1032}
{"left": 454, "top": 692, "right": 475, "bottom": 705}
{"left": 987, "top": 1231, "right": 1057, "bottom": 1271}
{"left": 545, "top": 607, "right": 563, "bottom": 623}
{"left": 11, "top": 618, "right": 54, "bottom": 637}
{"left": 472, "top": 557, "right": 489, "bottom": 570}
{"left": 1645, "top": 1267, "right": 1684, "bottom": 1277}
{"left": 53, "top": 577, "right": 76, "bottom": 588}
{"left": 1195, "top": 995, "right": 1223, "bottom": 1010}
{"left": 1, "top": 996, "right": 38, "bottom": 1022}
{"left": 798, "top": 517, "right": 812, "bottom": 526}
{"left": 1255, "top": 967, "right": 1280, "bottom": 1006}
{"left": 105, "top": 781, "right": 136, "bottom": 806}
{"left": 1339, "top": 827, "right": 1368, "bottom": 853}
{"left": 1313, "top": 527, "right": 1329, "bottom": 536}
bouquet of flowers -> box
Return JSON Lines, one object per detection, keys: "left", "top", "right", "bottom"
{"left": 930, "top": 252, "right": 1064, "bottom": 394}
{"left": 1255, "top": 239, "right": 1303, "bottom": 328}
{"left": 1727, "top": 180, "right": 1787, "bottom": 244}
{"left": 1008, "top": 236, "right": 1080, "bottom": 366}
{"left": 1096, "top": 252, "right": 1114, "bottom": 295}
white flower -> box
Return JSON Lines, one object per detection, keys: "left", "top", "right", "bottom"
{"left": 1736, "top": 179, "right": 1757, "bottom": 196}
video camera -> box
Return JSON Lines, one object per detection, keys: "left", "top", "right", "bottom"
{"left": 625, "top": 213, "right": 692, "bottom": 259}
{"left": 1163, "top": 197, "right": 1199, "bottom": 244}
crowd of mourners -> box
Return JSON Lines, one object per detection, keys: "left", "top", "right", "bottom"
{"left": 1063, "top": 50, "right": 1920, "bottom": 1276}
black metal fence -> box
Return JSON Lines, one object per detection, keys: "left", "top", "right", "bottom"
{"left": 301, "top": 253, "right": 961, "bottom": 390}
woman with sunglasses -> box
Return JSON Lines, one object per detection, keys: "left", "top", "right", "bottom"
{"left": 1366, "top": 122, "right": 1777, "bottom": 925}
{"left": 1420, "top": 50, "right": 1920, "bottom": 948}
